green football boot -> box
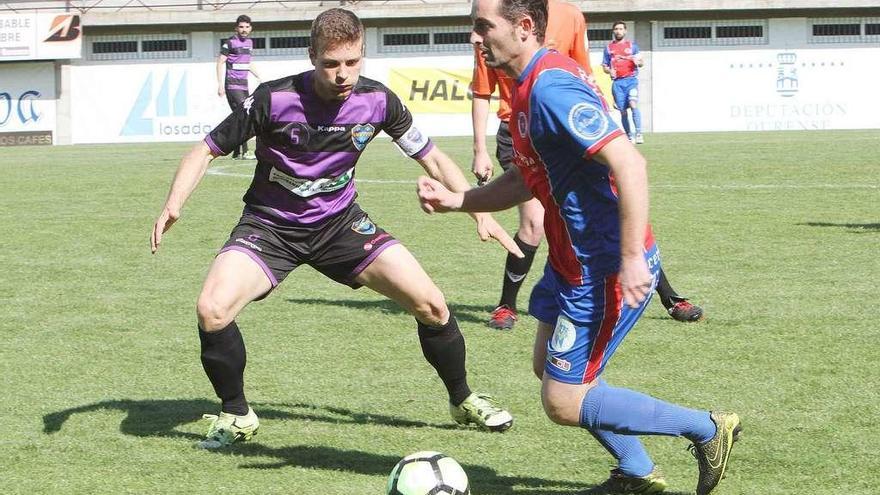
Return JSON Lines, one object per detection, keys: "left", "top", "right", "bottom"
{"left": 197, "top": 407, "right": 260, "bottom": 449}
{"left": 449, "top": 393, "right": 513, "bottom": 432}
{"left": 585, "top": 467, "right": 668, "bottom": 494}
{"left": 690, "top": 411, "right": 742, "bottom": 495}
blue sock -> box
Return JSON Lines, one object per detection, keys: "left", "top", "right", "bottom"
{"left": 581, "top": 380, "right": 716, "bottom": 444}
{"left": 580, "top": 380, "right": 654, "bottom": 477}
{"left": 586, "top": 426, "right": 655, "bottom": 477}
{"left": 631, "top": 108, "right": 642, "bottom": 134}
{"left": 619, "top": 110, "right": 632, "bottom": 136}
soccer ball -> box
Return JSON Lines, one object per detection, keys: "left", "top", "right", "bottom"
{"left": 386, "top": 451, "right": 470, "bottom": 495}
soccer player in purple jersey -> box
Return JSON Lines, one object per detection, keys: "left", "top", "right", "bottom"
{"left": 217, "top": 15, "right": 262, "bottom": 159}
{"left": 151, "top": 8, "right": 521, "bottom": 449}
{"left": 418, "top": 1, "right": 741, "bottom": 494}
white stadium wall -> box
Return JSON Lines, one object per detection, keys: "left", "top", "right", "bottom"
{"left": 651, "top": 18, "right": 880, "bottom": 132}
{"left": 16, "top": 16, "right": 880, "bottom": 145}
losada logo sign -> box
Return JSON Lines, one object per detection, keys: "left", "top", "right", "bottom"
{"left": 44, "top": 15, "right": 81, "bottom": 43}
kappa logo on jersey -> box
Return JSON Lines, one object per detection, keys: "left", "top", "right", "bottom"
{"left": 351, "top": 216, "right": 377, "bottom": 235}
{"left": 517, "top": 112, "right": 528, "bottom": 138}
{"left": 550, "top": 315, "right": 577, "bottom": 352}
{"left": 242, "top": 95, "right": 254, "bottom": 114}
{"left": 351, "top": 123, "right": 375, "bottom": 151}
{"left": 568, "top": 102, "right": 609, "bottom": 141}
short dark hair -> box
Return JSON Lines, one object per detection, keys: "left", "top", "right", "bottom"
{"left": 310, "top": 8, "right": 364, "bottom": 52}
{"left": 612, "top": 20, "right": 627, "bottom": 30}
{"left": 500, "top": 0, "right": 548, "bottom": 44}
{"left": 236, "top": 15, "right": 251, "bottom": 25}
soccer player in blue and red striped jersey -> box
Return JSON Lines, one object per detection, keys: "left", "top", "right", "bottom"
{"left": 418, "top": 1, "right": 742, "bottom": 494}
{"left": 217, "top": 15, "right": 262, "bottom": 159}
{"left": 603, "top": 21, "right": 644, "bottom": 144}
{"left": 152, "top": 8, "right": 520, "bottom": 449}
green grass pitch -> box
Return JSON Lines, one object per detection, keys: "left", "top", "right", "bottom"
{"left": 1, "top": 130, "right": 878, "bottom": 494}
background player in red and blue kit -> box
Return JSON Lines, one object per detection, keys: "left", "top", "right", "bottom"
{"left": 153, "top": 8, "right": 520, "bottom": 450}
{"left": 472, "top": 7, "right": 702, "bottom": 330}
{"left": 603, "top": 21, "right": 644, "bottom": 144}
{"left": 419, "top": 1, "right": 741, "bottom": 493}
{"left": 217, "top": 15, "right": 262, "bottom": 159}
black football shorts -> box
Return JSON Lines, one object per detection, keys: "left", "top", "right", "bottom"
{"left": 219, "top": 202, "right": 399, "bottom": 293}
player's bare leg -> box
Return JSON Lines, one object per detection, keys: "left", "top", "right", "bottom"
{"left": 531, "top": 321, "right": 553, "bottom": 380}
{"left": 357, "top": 244, "right": 513, "bottom": 431}
{"left": 490, "top": 197, "right": 544, "bottom": 330}
{"left": 195, "top": 250, "right": 271, "bottom": 448}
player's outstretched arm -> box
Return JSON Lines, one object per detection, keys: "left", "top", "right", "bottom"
{"left": 471, "top": 96, "right": 494, "bottom": 184}
{"left": 592, "top": 136, "right": 652, "bottom": 308}
{"left": 151, "top": 141, "right": 215, "bottom": 254}
{"left": 418, "top": 164, "right": 532, "bottom": 214}
{"left": 416, "top": 147, "right": 525, "bottom": 258}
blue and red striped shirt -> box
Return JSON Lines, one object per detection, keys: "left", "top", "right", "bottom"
{"left": 510, "top": 48, "right": 653, "bottom": 286}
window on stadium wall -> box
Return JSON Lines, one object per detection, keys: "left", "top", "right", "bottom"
{"left": 656, "top": 20, "right": 768, "bottom": 47}
{"left": 87, "top": 34, "right": 189, "bottom": 60}
{"left": 378, "top": 26, "right": 472, "bottom": 53}
{"left": 809, "top": 17, "right": 880, "bottom": 44}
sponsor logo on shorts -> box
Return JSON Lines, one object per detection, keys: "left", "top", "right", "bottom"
{"left": 351, "top": 123, "right": 375, "bottom": 151}
{"left": 235, "top": 237, "right": 262, "bottom": 251}
{"left": 550, "top": 315, "right": 577, "bottom": 352}
{"left": 351, "top": 216, "right": 377, "bottom": 235}
{"left": 548, "top": 355, "right": 572, "bottom": 371}
{"left": 364, "top": 233, "right": 391, "bottom": 251}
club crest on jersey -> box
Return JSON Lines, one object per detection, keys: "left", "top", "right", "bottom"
{"left": 517, "top": 112, "right": 528, "bottom": 138}
{"left": 550, "top": 315, "right": 577, "bottom": 352}
{"left": 568, "top": 102, "right": 609, "bottom": 141}
{"left": 351, "top": 123, "right": 375, "bottom": 151}
{"left": 351, "top": 216, "right": 376, "bottom": 235}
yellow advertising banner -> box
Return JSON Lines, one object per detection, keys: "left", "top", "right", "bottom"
{"left": 389, "top": 67, "right": 499, "bottom": 114}
{"left": 590, "top": 63, "right": 615, "bottom": 108}
{"left": 389, "top": 65, "right": 614, "bottom": 115}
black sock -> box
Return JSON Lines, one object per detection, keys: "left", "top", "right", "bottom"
{"left": 499, "top": 235, "right": 539, "bottom": 310}
{"left": 199, "top": 321, "right": 249, "bottom": 415}
{"left": 655, "top": 269, "right": 684, "bottom": 310}
{"left": 417, "top": 315, "right": 472, "bottom": 406}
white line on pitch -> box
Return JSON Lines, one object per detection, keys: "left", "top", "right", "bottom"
{"left": 207, "top": 167, "right": 877, "bottom": 189}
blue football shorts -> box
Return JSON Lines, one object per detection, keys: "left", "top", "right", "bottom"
{"left": 528, "top": 243, "right": 661, "bottom": 384}
{"left": 611, "top": 77, "right": 639, "bottom": 110}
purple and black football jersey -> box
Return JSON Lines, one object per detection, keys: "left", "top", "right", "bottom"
{"left": 205, "top": 72, "right": 434, "bottom": 226}
{"left": 220, "top": 35, "right": 253, "bottom": 92}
